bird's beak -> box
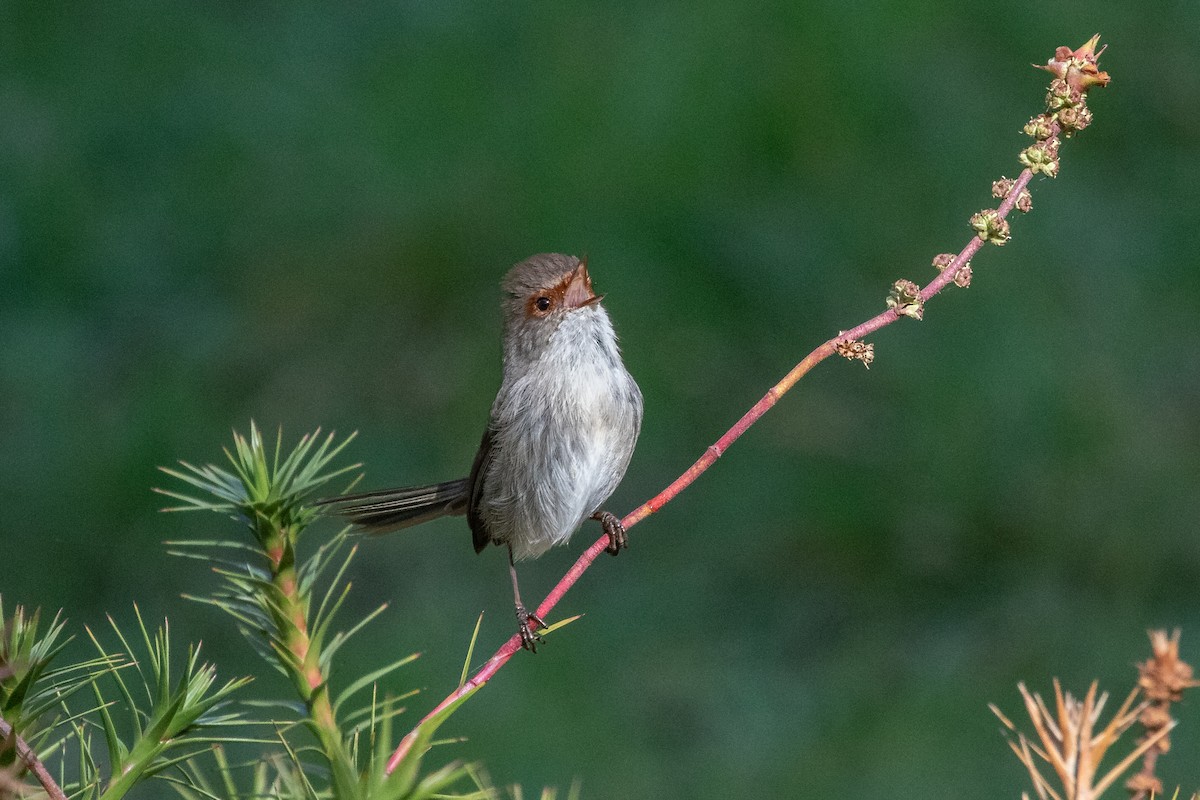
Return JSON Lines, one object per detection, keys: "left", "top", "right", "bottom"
{"left": 561, "top": 257, "right": 603, "bottom": 309}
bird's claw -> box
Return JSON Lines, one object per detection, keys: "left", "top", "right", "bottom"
{"left": 593, "top": 510, "right": 627, "bottom": 555}
{"left": 515, "top": 604, "right": 546, "bottom": 653}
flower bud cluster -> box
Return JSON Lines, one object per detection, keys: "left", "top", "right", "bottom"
{"left": 886, "top": 279, "right": 924, "bottom": 320}
{"left": 1019, "top": 139, "right": 1061, "bottom": 177}
{"left": 932, "top": 252, "right": 971, "bottom": 288}
{"left": 970, "top": 210, "right": 1010, "bottom": 245}
{"left": 991, "top": 177, "right": 1032, "bottom": 213}
{"left": 1020, "top": 36, "right": 1110, "bottom": 178}
{"left": 863, "top": 39, "right": 1108, "bottom": 370}
{"left": 835, "top": 338, "right": 874, "bottom": 368}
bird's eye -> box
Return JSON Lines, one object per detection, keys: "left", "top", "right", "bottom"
{"left": 535, "top": 296, "right": 552, "bottom": 312}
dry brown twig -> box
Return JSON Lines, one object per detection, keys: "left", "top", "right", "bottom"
{"left": 385, "top": 36, "right": 1112, "bottom": 774}
{"left": 1126, "top": 630, "right": 1200, "bottom": 800}
{"left": 991, "top": 681, "right": 1166, "bottom": 800}
{"left": 993, "top": 631, "right": 1197, "bottom": 800}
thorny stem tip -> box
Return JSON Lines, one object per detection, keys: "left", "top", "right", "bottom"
{"left": 386, "top": 36, "right": 1110, "bottom": 775}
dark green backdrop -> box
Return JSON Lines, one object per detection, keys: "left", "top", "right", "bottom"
{"left": 3, "top": 2, "right": 1198, "bottom": 797}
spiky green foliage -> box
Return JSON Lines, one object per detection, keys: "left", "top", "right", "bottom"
{"left": 1, "top": 600, "right": 120, "bottom": 754}
{"left": 3, "top": 424, "right": 492, "bottom": 798}
{"left": 83, "top": 609, "right": 253, "bottom": 799}
{"left": 0, "top": 600, "right": 249, "bottom": 800}
{"left": 156, "top": 423, "right": 360, "bottom": 536}
{"left": 160, "top": 424, "right": 484, "bottom": 799}
{"left": 167, "top": 734, "right": 495, "bottom": 800}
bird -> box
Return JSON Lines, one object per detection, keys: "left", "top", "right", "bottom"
{"left": 318, "top": 254, "right": 643, "bottom": 651}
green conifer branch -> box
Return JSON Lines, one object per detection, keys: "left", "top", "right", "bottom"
{"left": 160, "top": 423, "right": 481, "bottom": 798}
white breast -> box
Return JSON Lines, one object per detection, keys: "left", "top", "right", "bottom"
{"left": 481, "top": 305, "right": 642, "bottom": 560}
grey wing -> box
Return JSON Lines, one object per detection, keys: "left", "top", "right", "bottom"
{"left": 466, "top": 426, "right": 497, "bottom": 554}
{"left": 628, "top": 376, "right": 644, "bottom": 442}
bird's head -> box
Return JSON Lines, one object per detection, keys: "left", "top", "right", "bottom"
{"left": 503, "top": 253, "right": 601, "bottom": 317}
{"left": 500, "top": 253, "right": 610, "bottom": 364}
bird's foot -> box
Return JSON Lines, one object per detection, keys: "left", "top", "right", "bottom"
{"left": 593, "top": 510, "right": 627, "bottom": 555}
{"left": 515, "top": 603, "right": 546, "bottom": 653}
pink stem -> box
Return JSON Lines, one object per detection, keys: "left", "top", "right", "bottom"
{"left": 386, "top": 169, "right": 1038, "bottom": 775}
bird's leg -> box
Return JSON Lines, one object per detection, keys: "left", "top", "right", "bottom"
{"left": 592, "top": 510, "right": 627, "bottom": 555}
{"left": 509, "top": 545, "right": 545, "bottom": 653}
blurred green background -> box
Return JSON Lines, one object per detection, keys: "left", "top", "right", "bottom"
{"left": 3, "top": 1, "right": 1198, "bottom": 797}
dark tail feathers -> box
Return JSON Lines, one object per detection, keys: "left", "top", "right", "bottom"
{"left": 315, "top": 478, "right": 469, "bottom": 533}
